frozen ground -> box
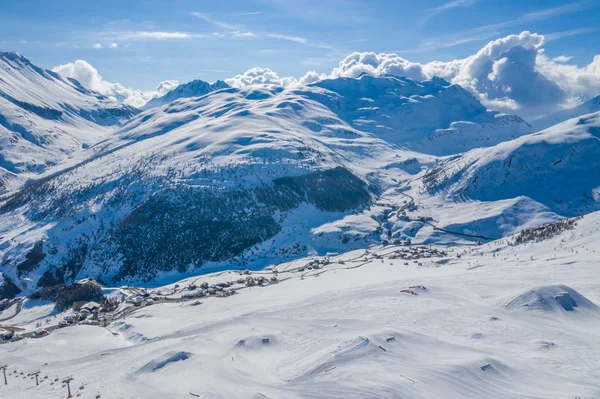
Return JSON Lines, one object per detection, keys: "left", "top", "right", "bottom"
{"left": 1, "top": 212, "right": 600, "bottom": 398}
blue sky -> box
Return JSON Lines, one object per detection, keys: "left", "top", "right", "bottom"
{"left": 1, "top": 0, "right": 599, "bottom": 90}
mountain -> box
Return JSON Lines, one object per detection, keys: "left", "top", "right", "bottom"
{"left": 423, "top": 111, "right": 600, "bottom": 217}
{"left": 301, "top": 74, "right": 533, "bottom": 155}
{"left": 142, "top": 79, "right": 229, "bottom": 110}
{"left": 0, "top": 52, "right": 138, "bottom": 191}
{"left": 0, "top": 69, "right": 554, "bottom": 295}
{"left": 533, "top": 95, "right": 600, "bottom": 131}
{"left": 0, "top": 84, "right": 388, "bottom": 291}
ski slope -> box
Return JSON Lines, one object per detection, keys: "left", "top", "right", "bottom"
{"left": 1, "top": 211, "right": 600, "bottom": 398}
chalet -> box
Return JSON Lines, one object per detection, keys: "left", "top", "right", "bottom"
{"left": 80, "top": 301, "right": 101, "bottom": 313}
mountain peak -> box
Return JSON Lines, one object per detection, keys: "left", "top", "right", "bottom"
{"left": 0, "top": 51, "right": 27, "bottom": 60}
{"left": 0, "top": 51, "right": 34, "bottom": 68}
{"left": 142, "top": 78, "right": 230, "bottom": 110}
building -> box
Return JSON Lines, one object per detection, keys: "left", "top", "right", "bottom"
{"left": 80, "top": 301, "right": 101, "bottom": 313}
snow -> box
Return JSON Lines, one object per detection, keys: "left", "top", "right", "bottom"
{"left": 0, "top": 52, "right": 136, "bottom": 190}
{"left": 1, "top": 210, "right": 600, "bottom": 398}
{"left": 533, "top": 95, "right": 600, "bottom": 131}
{"left": 1, "top": 50, "right": 600, "bottom": 397}
{"left": 0, "top": 69, "right": 545, "bottom": 291}
{"left": 423, "top": 111, "right": 600, "bottom": 216}
{"left": 142, "top": 79, "right": 229, "bottom": 110}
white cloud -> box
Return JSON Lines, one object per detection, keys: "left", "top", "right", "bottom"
{"left": 233, "top": 31, "right": 256, "bottom": 38}
{"left": 552, "top": 55, "right": 573, "bottom": 63}
{"left": 298, "top": 71, "right": 327, "bottom": 85}
{"left": 406, "top": 1, "right": 592, "bottom": 53}
{"left": 117, "top": 31, "right": 198, "bottom": 40}
{"left": 224, "top": 31, "right": 600, "bottom": 120}
{"left": 265, "top": 33, "right": 309, "bottom": 44}
{"left": 52, "top": 60, "right": 179, "bottom": 108}
{"left": 450, "top": 31, "right": 566, "bottom": 117}
{"left": 93, "top": 43, "right": 103, "bottom": 49}
{"left": 544, "top": 27, "right": 600, "bottom": 42}
{"left": 317, "top": 32, "right": 599, "bottom": 119}
{"left": 190, "top": 12, "right": 238, "bottom": 30}
{"left": 235, "top": 11, "right": 262, "bottom": 16}
{"left": 536, "top": 54, "right": 600, "bottom": 105}
{"left": 225, "top": 67, "right": 298, "bottom": 88}
{"left": 109, "top": 43, "right": 118, "bottom": 48}
{"left": 420, "top": 0, "right": 478, "bottom": 26}
{"left": 330, "top": 52, "right": 427, "bottom": 81}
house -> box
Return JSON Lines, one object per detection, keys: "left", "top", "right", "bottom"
{"left": 126, "top": 296, "right": 144, "bottom": 306}
{"left": 80, "top": 301, "right": 101, "bottom": 313}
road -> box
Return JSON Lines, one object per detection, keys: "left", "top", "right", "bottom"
{"left": 392, "top": 191, "right": 497, "bottom": 242}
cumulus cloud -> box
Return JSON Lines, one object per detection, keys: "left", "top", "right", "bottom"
{"left": 228, "top": 31, "right": 598, "bottom": 120}
{"left": 224, "top": 66, "right": 327, "bottom": 88}
{"left": 536, "top": 54, "right": 600, "bottom": 104}
{"left": 451, "top": 31, "right": 567, "bottom": 116}
{"left": 225, "top": 67, "right": 298, "bottom": 88}
{"left": 52, "top": 60, "right": 178, "bottom": 108}
{"left": 330, "top": 52, "right": 427, "bottom": 81}
{"left": 59, "top": 31, "right": 599, "bottom": 119}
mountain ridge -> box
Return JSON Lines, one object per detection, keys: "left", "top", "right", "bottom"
{"left": 142, "top": 79, "right": 230, "bottom": 110}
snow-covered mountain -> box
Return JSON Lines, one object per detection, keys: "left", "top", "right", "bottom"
{"left": 302, "top": 74, "right": 533, "bottom": 155}
{"left": 142, "top": 79, "right": 229, "bottom": 110}
{"left": 423, "top": 111, "right": 600, "bottom": 216}
{"left": 0, "top": 52, "right": 138, "bottom": 190}
{"left": 0, "top": 58, "right": 582, "bottom": 295}
{"left": 0, "top": 84, "right": 391, "bottom": 291}
{"left": 533, "top": 95, "right": 600, "bottom": 131}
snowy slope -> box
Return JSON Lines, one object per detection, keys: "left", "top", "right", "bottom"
{"left": 142, "top": 79, "right": 229, "bottom": 110}
{"left": 0, "top": 84, "right": 412, "bottom": 291}
{"left": 0, "top": 60, "right": 579, "bottom": 293}
{"left": 0, "top": 52, "right": 138, "bottom": 190}
{"left": 302, "top": 74, "right": 533, "bottom": 155}
{"left": 2, "top": 211, "right": 600, "bottom": 398}
{"left": 533, "top": 95, "right": 600, "bottom": 131}
{"left": 423, "top": 111, "right": 600, "bottom": 216}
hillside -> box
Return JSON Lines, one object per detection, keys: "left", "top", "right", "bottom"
{"left": 423, "top": 111, "right": 600, "bottom": 216}
{"left": 0, "top": 52, "right": 138, "bottom": 190}
{"left": 533, "top": 95, "right": 600, "bottom": 131}
{"left": 2, "top": 210, "right": 600, "bottom": 398}
{"left": 0, "top": 84, "right": 397, "bottom": 291}
{"left": 302, "top": 74, "right": 533, "bottom": 155}
{"left": 0, "top": 61, "right": 575, "bottom": 295}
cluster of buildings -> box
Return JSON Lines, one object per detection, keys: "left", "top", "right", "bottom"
{"left": 183, "top": 281, "right": 236, "bottom": 298}
{"left": 388, "top": 246, "right": 447, "bottom": 261}
{"left": 239, "top": 275, "right": 278, "bottom": 287}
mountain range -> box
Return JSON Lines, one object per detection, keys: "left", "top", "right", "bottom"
{"left": 0, "top": 51, "right": 599, "bottom": 297}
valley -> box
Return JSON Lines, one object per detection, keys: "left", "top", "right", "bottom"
{"left": 0, "top": 42, "right": 599, "bottom": 398}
